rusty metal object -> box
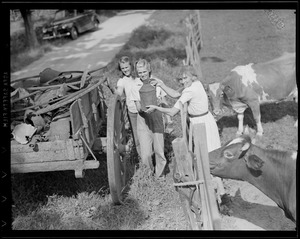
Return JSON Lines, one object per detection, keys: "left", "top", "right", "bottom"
{"left": 35, "top": 79, "right": 105, "bottom": 115}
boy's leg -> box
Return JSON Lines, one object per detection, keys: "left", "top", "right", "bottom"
{"left": 153, "top": 132, "right": 167, "bottom": 177}
{"left": 137, "top": 115, "right": 154, "bottom": 172}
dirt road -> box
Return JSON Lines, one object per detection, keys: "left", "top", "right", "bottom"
{"left": 11, "top": 10, "right": 155, "bottom": 81}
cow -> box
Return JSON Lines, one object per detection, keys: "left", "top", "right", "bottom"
{"left": 208, "top": 134, "right": 297, "bottom": 224}
{"left": 207, "top": 52, "right": 297, "bottom": 136}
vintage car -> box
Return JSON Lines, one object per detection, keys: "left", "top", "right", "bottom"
{"left": 42, "top": 9, "right": 100, "bottom": 40}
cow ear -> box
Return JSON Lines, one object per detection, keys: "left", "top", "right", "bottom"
{"left": 245, "top": 154, "right": 264, "bottom": 170}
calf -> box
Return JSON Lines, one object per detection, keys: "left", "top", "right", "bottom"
{"left": 207, "top": 52, "right": 297, "bottom": 136}
{"left": 209, "top": 135, "right": 297, "bottom": 224}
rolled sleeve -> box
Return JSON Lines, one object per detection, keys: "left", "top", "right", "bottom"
{"left": 116, "top": 77, "right": 124, "bottom": 88}
{"left": 174, "top": 89, "right": 192, "bottom": 109}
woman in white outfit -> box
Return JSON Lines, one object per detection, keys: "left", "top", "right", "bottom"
{"left": 146, "top": 65, "right": 227, "bottom": 201}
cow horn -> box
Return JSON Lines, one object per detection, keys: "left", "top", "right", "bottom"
{"left": 241, "top": 142, "right": 250, "bottom": 151}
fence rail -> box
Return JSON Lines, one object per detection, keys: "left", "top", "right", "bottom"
{"left": 172, "top": 102, "right": 221, "bottom": 230}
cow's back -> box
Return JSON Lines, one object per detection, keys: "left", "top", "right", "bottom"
{"left": 252, "top": 53, "right": 296, "bottom": 101}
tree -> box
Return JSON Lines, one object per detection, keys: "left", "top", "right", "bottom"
{"left": 20, "top": 9, "right": 39, "bottom": 50}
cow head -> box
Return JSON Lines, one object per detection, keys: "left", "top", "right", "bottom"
{"left": 209, "top": 135, "right": 264, "bottom": 180}
{"left": 207, "top": 82, "right": 228, "bottom": 116}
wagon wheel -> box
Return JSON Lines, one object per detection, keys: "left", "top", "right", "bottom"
{"left": 107, "top": 94, "right": 130, "bottom": 204}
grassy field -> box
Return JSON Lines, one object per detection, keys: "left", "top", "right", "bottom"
{"left": 11, "top": 9, "right": 297, "bottom": 231}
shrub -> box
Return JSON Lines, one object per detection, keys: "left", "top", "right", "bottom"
{"left": 10, "top": 31, "right": 28, "bottom": 55}
{"left": 123, "top": 26, "right": 172, "bottom": 50}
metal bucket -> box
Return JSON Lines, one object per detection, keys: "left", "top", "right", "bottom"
{"left": 139, "top": 82, "right": 157, "bottom": 111}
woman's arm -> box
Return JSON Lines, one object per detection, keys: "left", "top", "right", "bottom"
{"left": 159, "top": 84, "right": 181, "bottom": 99}
{"left": 151, "top": 78, "right": 181, "bottom": 99}
{"left": 146, "top": 105, "right": 180, "bottom": 117}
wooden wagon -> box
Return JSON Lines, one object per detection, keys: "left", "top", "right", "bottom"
{"left": 10, "top": 67, "right": 132, "bottom": 204}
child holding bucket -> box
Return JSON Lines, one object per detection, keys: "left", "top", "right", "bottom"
{"left": 128, "top": 59, "right": 167, "bottom": 178}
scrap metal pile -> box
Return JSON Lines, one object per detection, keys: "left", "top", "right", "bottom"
{"left": 11, "top": 67, "right": 110, "bottom": 146}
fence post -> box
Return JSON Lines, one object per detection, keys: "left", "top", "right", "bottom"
{"left": 185, "top": 10, "right": 204, "bottom": 83}
{"left": 193, "top": 123, "right": 221, "bottom": 230}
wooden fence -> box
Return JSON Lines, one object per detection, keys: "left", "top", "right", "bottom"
{"left": 172, "top": 102, "right": 221, "bottom": 230}
{"left": 183, "top": 10, "right": 204, "bottom": 83}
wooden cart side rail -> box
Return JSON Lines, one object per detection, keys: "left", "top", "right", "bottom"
{"left": 11, "top": 139, "right": 85, "bottom": 165}
{"left": 193, "top": 123, "right": 221, "bottom": 230}
{"left": 70, "top": 84, "right": 105, "bottom": 144}
{"left": 11, "top": 159, "right": 100, "bottom": 178}
{"left": 175, "top": 101, "right": 221, "bottom": 230}
{"left": 179, "top": 102, "right": 189, "bottom": 146}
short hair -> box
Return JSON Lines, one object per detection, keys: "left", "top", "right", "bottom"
{"left": 179, "top": 65, "right": 199, "bottom": 81}
{"left": 118, "top": 56, "right": 130, "bottom": 65}
{"left": 118, "top": 56, "right": 134, "bottom": 73}
{"left": 135, "top": 58, "right": 151, "bottom": 75}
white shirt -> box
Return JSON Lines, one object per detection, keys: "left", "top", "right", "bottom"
{"left": 174, "top": 81, "right": 208, "bottom": 115}
{"left": 117, "top": 76, "right": 142, "bottom": 113}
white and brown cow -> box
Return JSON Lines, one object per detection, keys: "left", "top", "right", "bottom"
{"left": 208, "top": 52, "right": 297, "bottom": 136}
{"left": 209, "top": 135, "right": 297, "bottom": 224}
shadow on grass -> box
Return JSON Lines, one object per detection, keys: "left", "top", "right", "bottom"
{"left": 11, "top": 147, "right": 139, "bottom": 215}
{"left": 221, "top": 189, "right": 295, "bottom": 230}
{"left": 216, "top": 101, "right": 298, "bottom": 134}
{"left": 11, "top": 154, "right": 109, "bottom": 217}
{"left": 201, "top": 56, "right": 225, "bottom": 63}
{"left": 12, "top": 196, "right": 147, "bottom": 230}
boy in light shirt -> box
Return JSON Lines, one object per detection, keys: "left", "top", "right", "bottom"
{"left": 128, "top": 59, "right": 167, "bottom": 178}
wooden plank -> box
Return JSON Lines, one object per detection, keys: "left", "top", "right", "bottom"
{"left": 11, "top": 138, "right": 81, "bottom": 153}
{"left": 11, "top": 159, "right": 100, "bottom": 175}
{"left": 90, "top": 86, "right": 100, "bottom": 105}
{"left": 179, "top": 102, "right": 189, "bottom": 146}
{"left": 11, "top": 139, "right": 84, "bottom": 164}
{"left": 80, "top": 93, "right": 92, "bottom": 119}
{"left": 193, "top": 123, "right": 221, "bottom": 230}
{"left": 70, "top": 100, "right": 82, "bottom": 136}
{"left": 188, "top": 122, "right": 193, "bottom": 152}
{"left": 172, "top": 138, "right": 195, "bottom": 182}
{"left": 77, "top": 98, "right": 91, "bottom": 144}
{"left": 199, "top": 183, "right": 211, "bottom": 229}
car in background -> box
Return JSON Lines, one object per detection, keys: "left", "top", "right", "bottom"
{"left": 42, "top": 9, "right": 100, "bottom": 40}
